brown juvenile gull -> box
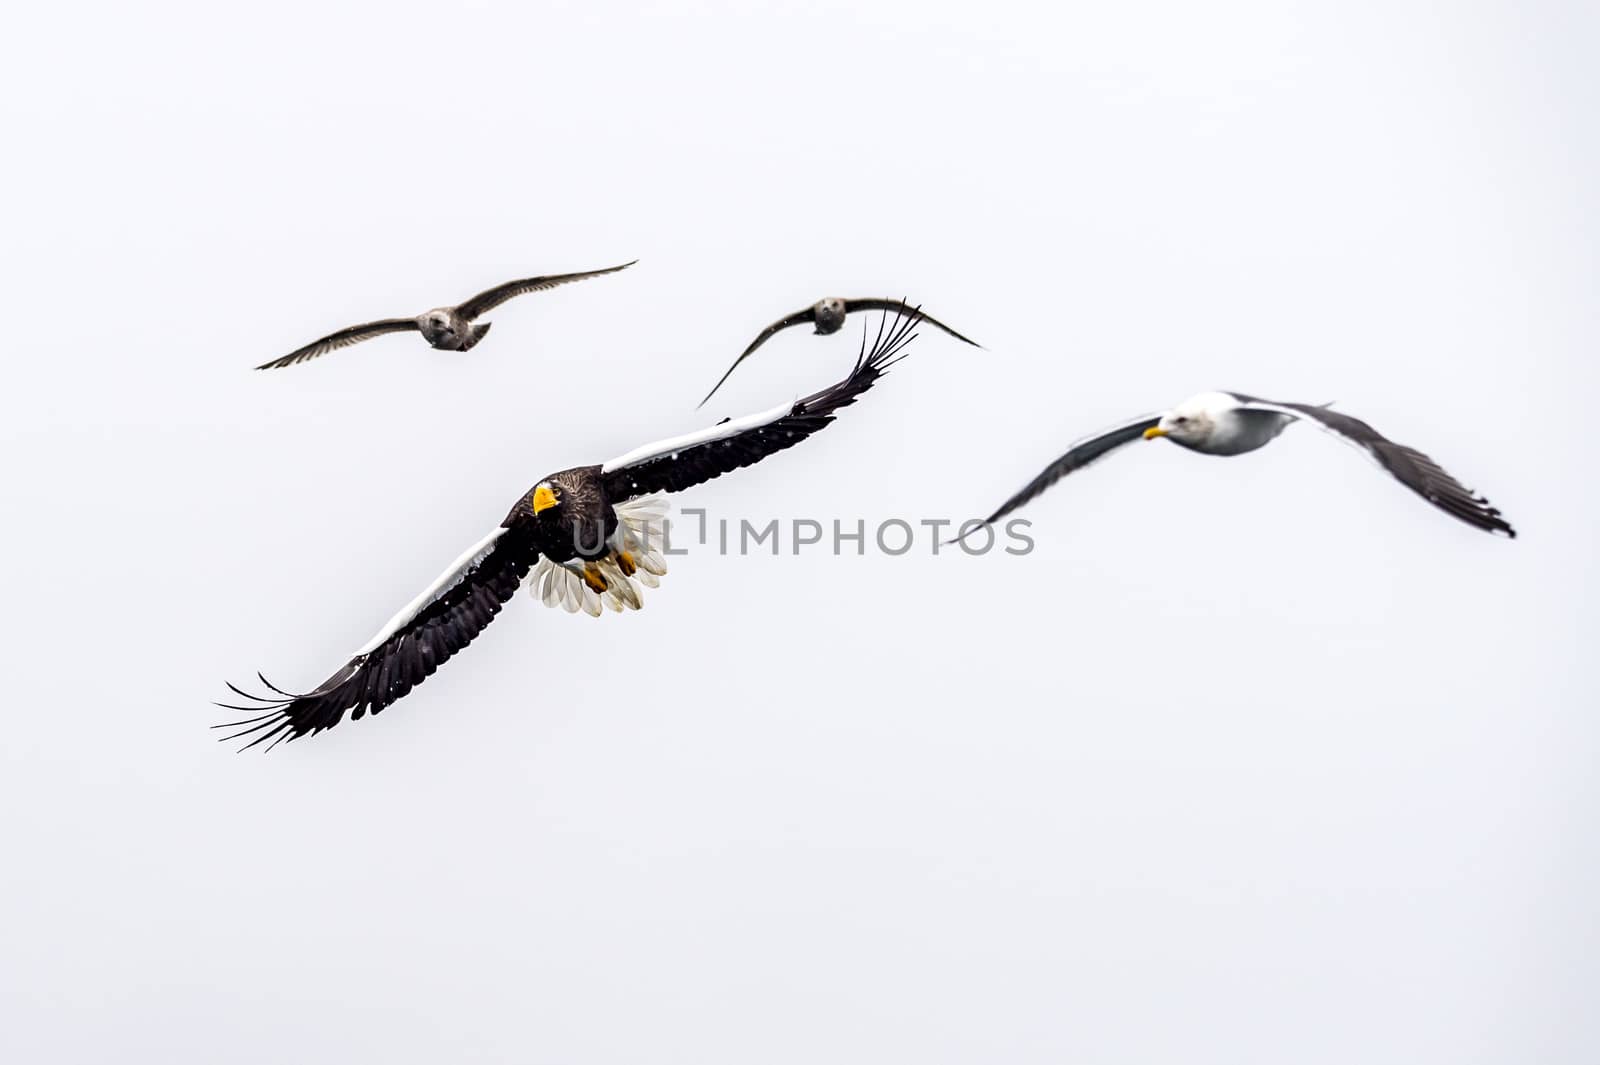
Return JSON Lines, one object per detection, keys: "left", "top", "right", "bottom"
{"left": 256, "top": 260, "right": 636, "bottom": 370}
{"left": 961, "top": 390, "right": 1516, "bottom": 539}
{"left": 697, "top": 296, "right": 979, "bottom": 407}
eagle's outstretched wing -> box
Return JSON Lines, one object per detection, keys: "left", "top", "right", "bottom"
{"left": 608, "top": 309, "right": 920, "bottom": 501}
{"left": 215, "top": 521, "right": 542, "bottom": 750}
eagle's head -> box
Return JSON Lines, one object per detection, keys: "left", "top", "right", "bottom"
{"left": 531, "top": 482, "right": 561, "bottom": 516}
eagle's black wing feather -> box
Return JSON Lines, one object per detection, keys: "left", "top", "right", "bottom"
{"left": 610, "top": 309, "right": 920, "bottom": 500}
{"left": 215, "top": 520, "right": 542, "bottom": 750}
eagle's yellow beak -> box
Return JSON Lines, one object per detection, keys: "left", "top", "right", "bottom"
{"left": 532, "top": 485, "right": 559, "bottom": 514}
{"left": 1143, "top": 426, "right": 1168, "bottom": 440}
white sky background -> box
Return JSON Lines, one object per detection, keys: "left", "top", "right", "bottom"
{"left": 1, "top": 1, "right": 1595, "bottom": 1061}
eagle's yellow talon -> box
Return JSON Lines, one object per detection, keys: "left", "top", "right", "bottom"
{"left": 582, "top": 562, "right": 609, "bottom": 594}
{"left": 616, "top": 550, "right": 637, "bottom": 577}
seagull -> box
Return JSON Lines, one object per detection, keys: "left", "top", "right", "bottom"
{"left": 965, "top": 390, "right": 1516, "bottom": 538}
{"left": 255, "top": 260, "right": 636, "bottom": 370}
{"left": 697, "top": 296, "right": 979, "bottom": 407}
{"left": 216, "top": 310, "right": 922, "bottom": 750}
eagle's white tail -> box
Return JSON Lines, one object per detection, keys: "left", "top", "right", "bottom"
{"left": 526, "top": 496, "right": 670, "bottom": 617}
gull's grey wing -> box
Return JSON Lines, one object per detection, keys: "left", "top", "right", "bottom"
{"left": 1230, "top": 395, "right": 1515, "bottom": 537}
{"left": 695, "top": 306, "right": 818, "bottom": 408}
{"left": 453, "top": 260, "right": 636, "bottom": 320}
{"left": 255, "top": 318, "right": 421, "bottom": 370}
{"left": 970, "top": 414, "right": 1163, "bottom": 531}
{"left": 844, "top": 298, "right": 981, "bottom": 349}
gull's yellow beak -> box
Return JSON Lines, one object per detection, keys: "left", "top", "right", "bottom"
{"left": 532, "top": 485, "right": 559, "bottom": 514}
{"left": 1143, "top": 426, "right": 1168, "bottom": 440}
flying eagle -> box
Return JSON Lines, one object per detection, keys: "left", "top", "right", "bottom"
{"left": 217, "top": 310, "right": 921, "bottom": 750}
{"left": 697, "top": 296, "right": 979, "bottom": 407}
{"left": 965, "top": 390, "right": 1515, "bottom": 538}
{"left": 255, "top": 260, "right": 636, "bottom": 370}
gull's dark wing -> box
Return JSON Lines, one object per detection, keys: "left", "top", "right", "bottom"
{"left": 215, "top": 519, "right": 543, "bottom": 751}
{"left": 453, "top": 260, "right": 636, "bottom": 320}
{"left": 1230, "top": 395, "right": 1516, "bottom": 537}
{"left": 256, "top": 318, "right": 420, "bottom": 370}
{"left": 844, "top": 299, "right": 981, "bottom": 349}
{"left": 609, "top": 309, "right": 920, "bottom": 500}
{"left": 969, "top": 414, "right": 1162, "bottom": 531}
{"left": 695, "top": 306, "right": 817, "bottom": 408}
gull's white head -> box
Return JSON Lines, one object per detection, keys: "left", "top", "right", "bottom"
{"left": 1144, "top": 391, "right": 1237, "bottom": 445}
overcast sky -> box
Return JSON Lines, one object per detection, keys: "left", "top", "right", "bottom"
{"left": 2, "top": 1, "right": 1595, "bottom": 1062}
